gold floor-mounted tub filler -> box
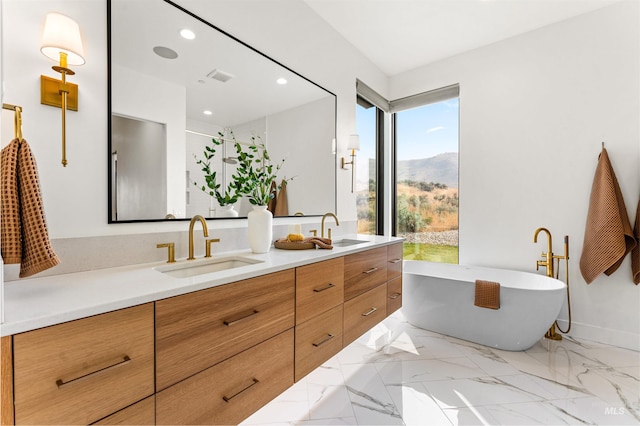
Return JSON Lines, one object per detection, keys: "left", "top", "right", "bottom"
{"left": 533, "top": 227, "right": 572, "bottom": 340}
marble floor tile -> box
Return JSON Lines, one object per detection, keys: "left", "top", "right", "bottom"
{"left": 385, "top": 383, "right": 452, "bottom": 425}
{"left": 376, "top": 357, "right": 486, "bottom": 385}
{"left": 308, "top": 384, "right": 355, "bottom": 420}
{"left": 244, "top": 310, "right": 639, "bottom": 425}
{"left": 424, "top": 375, "right": 554, "bottom": 409}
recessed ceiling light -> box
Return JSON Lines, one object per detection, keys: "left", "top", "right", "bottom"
{"left": 180, "top": 28, "right": 195, "bottom": 40}
{"left": 276, "top": 78, "right": 287, "bottom": 85}
{"left": 203, "top": 110, "right": 212, "bottom": 115}
{"left": 153, "top": 46, "right": 178, "bottom": 59}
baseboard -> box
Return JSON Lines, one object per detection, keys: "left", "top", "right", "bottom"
{"left": 556, "top": 319, "right": 639, "bottom": 351}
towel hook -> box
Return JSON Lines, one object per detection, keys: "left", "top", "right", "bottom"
{"left": 2, "top": 103, "right": 24, "bottom": 142}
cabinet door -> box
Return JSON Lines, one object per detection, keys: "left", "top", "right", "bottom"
{"left": 296, "top": 257, "right": 344, "bottom": 325}
{"left": 156, "top": 269, "right": 295, "bottom": 390}
{"left": 387, "top": 275, "right": 403, "bottom": 315}
{"left": 387, "top": 242, "right": 403, "bottom": 280}
{"left": 156, "top": 329, "right": 294, "bottom": 425}
{"left": 344, "top": 247, "right": 387, "bottom": 301}
{"left": 13, "top": 303, "right": 155, "bottom": 425}
{"left": 343, "top": 284, "right": 387, "bottom": 347}
{"left": 295, "top": 304, "right": 343, "bottom": 381}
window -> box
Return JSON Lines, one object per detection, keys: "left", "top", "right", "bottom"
{"left": 393, "top": 85, "right": 459, "bottom": 263}
{"left": 355, "top": 97, "right": 379, "bottom": 234}
{"left": 355, "top": 80, "right": 386, "bottom": 235}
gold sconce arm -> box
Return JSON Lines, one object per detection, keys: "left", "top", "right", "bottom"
{"left": 40, "top": 12, "right": 84, "bottom": 167}
{"left": 341, "top": 134, "right": 360, "bottom": 194}
{"left": 341, "top": 149, "right": 357, "bottom": 193}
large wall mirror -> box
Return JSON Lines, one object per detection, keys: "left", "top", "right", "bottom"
{"left": 108, "top": 0, "right": 337, "bottom": 222}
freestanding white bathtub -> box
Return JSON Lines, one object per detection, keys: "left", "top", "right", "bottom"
{"left": 403, "top": 261, "right": 566, "bottom": 351}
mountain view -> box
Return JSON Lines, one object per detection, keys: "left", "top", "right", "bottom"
{"left": 396, "top": 152, "right": 458, "bottom": 188}
{"left": 357, "top": 151, "right": 459, "bottom": 263}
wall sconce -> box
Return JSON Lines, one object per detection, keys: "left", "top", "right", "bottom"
{"left": 40, "top": 12, "right": 85, "bottom": 167}
{"left": 341, "top": 134, "right": 360, "bottom": 193}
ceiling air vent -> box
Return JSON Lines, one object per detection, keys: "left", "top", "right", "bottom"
{"left": 206, "top": 69, "right": 234, "bottom": 83}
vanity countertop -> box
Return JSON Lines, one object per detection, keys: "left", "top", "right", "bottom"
{"left": 0, "top": 235, "right": 402, "bottom": 336}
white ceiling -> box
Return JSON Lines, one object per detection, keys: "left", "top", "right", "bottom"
{"left": 303, "top": 0, "right": 623, "bottom": 76}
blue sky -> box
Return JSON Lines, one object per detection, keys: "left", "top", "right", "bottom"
{"left": 356, "top": 98, "right": 459, "bottom": 162}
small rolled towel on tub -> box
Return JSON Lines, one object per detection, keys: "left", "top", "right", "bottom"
{"left": 475, "top": 280, "right": 500, "bottom": 310}
{"left": 579, "top": 148, "right": 636, "bottom": 284}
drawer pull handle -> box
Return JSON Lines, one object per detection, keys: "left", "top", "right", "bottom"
{"left": 363, "top": 267, "right": 379, "bottom": 274}
{"left": 313, "top": 283, "right": 335, "bottom": 293}
{"left": 223, "top": 309, "right": 259, "bottom": 326}
{"left": 389, "top": 258, "right": 402, "bottom": 264}
{"left": 222, "top": 378, "right": 259, "bottom": 402}
{"left": 55, "top": 355, "right": 131, "bottom": 389}
{"left": 362, "top": 307, "right": 377, "bottom": 317}
{"left": 389, "top": 292, "right": 401, "bottom": 300}
{"left": 312, "top": 333, "right": 335, "bottom": 347}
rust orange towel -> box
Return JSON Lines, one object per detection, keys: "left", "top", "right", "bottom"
{"left": 580, "top": 148, "right": 636, "bottom": 284}
{"left": 474, "top": 280, "right": 500, "bottom": 310}
{"left": 267, "top": 180, "right": 277, "bottom": 214}
{"left": 274, "top": 179, "right": 289, "bottom": 217}
{"left": 1, "top": 139, "right": 60, "bottom": 277}
{"left": 633, "top": 199, "right": 640, "bottom": 285}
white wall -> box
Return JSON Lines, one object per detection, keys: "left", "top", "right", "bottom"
{"left": 390, "top": 1, "right": 640, "bottom": 349}
{"left": 1, "top": 0, "right": 386, "bottom": 238}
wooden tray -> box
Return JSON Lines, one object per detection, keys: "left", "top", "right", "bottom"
{"left": 274, "top": 240, "right": 315, "bottom": 250}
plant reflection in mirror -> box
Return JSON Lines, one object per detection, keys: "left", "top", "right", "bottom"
{"left": 237, "top": 135, "right": 293, "bottom": 206}
{"left": 193, "top": 130, "right": 245, "bottom": 206}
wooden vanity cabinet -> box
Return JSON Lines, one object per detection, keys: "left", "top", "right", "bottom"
{"left": 12, "top": 303, "right": 155, "bottom": 425}
{"left": 155, "top": 269, "right": 295, "bottom": 390}
{"left": 156, "top": 330, "right": 294, "bottom": 425}
{"left": 343, "top": 284, "right": 387, "bottom": 346}
{"left": 342, "top": 242, "right": 404, "bottom": 346}
{"left": 343, "top": 247, "right": 388, "bottom": 301}
{"left": 294, "top": 258, "right": 344, "bottom": 381}
{"left": 2, "top": 242, "right": 403, "bottom": 425}
{"left": 387, "top": 276, "right": 403, "bottom": 315}
{"left": 387, "top": 243, "right": 403, "bottom": 314}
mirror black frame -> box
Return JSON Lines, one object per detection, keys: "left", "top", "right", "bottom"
{"left": 107, "top": 0, "right": 337, "bottom": 223}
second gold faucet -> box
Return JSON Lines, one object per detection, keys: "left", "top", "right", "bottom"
{"left": 188, "top": 215, "right": 209, "bottom": 260}
{"left": 321, "top": 212, "right": 339, "bottom": 239}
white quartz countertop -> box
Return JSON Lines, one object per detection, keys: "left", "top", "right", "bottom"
{"left": 0, "top": 235, "right": 402, "bottom": 336}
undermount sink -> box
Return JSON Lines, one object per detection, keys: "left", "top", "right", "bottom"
{"left": 332, "top": 238, "right": 369, "bottom": 247}
{"left": 154, "top": 256, "right": 264, "bottom": 278}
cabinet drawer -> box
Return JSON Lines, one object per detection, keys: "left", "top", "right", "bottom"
{"left": 344, "top": 247, "right": 387, "bottom": 301}
{"left": 295, "top": 304, "right": 343, "bottom": 381}
{"left": 93, "top": 396, "right": 155, "bottom": 425}
{"left": 13, "top": 303, "right": 155, "bottom": 425}
{"left": 387, "top": 243, "right": 403, "bottom": 280}
{"left": 156, "top": 329, "right": 294, "bottom": 425}
{"left": 343, "top": 284, "right": 387, "bottom": 347}
{"left": 387, "top": 275, "right": 403, "bottom": 315}
{"left": 296, "top": 258, "right": 344, "bottom": 325}
{"left": 156, "top": 269, "right": 295, "bottom": 390}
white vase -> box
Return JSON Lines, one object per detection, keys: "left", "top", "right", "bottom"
{"left": 216, "top": 204, "right": 239, "bottom": 217}
{"left": 247, "top": 205, "right": 273, "bottom": 253}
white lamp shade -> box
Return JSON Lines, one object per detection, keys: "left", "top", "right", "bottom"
{"left": 347, "top": 134, "right": 360, "bottom": 151}
{"left": 41, "top": 13, "right": 85, "bottom": 66}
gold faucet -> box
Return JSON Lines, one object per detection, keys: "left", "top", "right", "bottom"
{"left": 321, "top": 212, "right": 339, "bottom": 239}
{"left": 188, "top": 215, "right": 209, "bottom": 260}
{"left": 533, "top": 227, "right": 554, "bottom": 278}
